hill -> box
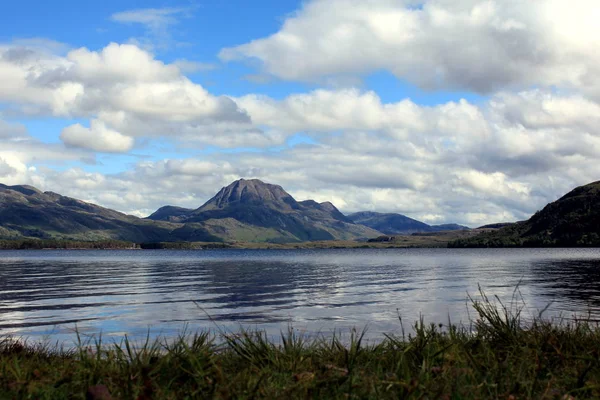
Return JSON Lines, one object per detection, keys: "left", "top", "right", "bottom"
{"left": 0, "top": 184, "right": 218, "bottom": 242}
{"left": 147, "top": 206, "right": 193, "bottom": 222}
{"left": 347, "top": 211, "right": 468, "bottom": 234}
{"left": 147, "top": 179, "right": 381, "bottom": 242}
{"left": 450, "top": 181, "right": 600, "bottom": 247}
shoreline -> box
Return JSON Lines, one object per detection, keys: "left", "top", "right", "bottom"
{"left": 2, "top": 294, "right": 599, "bottom": 398}
{"left": 0, "top": 238, "right": 453, "bottom": 250}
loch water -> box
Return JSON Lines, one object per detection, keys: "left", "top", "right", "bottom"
{"left": 1, "top": 248, "right": 600, "bottom": 343}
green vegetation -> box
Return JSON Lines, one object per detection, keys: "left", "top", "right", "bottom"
{"left": 2, "top": 291, "right": 600, "bottom": 399}
{"left": 0, "top": 229, "right": 479, "bottom": 250}
{"left": 139, "top": 242, "right": 230, "bottom": 250}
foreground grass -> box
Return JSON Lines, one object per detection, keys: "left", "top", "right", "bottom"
{"left": 2, "top": 292, "right": 600, "bottom": 399}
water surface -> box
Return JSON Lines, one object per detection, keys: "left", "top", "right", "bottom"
{"left": 1, "top": 248, "right": 600, "bottom": 342}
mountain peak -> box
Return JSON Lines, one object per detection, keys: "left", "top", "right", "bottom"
{"left": 199, "top": 178, "right": 299, "bottom": 211}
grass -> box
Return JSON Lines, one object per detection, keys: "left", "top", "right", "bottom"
{"left": 2, "top": 290, "right": 600, "bottom": 399}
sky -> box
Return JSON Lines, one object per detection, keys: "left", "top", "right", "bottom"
{"left": 1, "top": 0, "right": 600, "bottom": 226}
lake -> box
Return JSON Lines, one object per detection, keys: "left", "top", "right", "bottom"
{"left": 1, "top": 248, "right": 600, "bottom": 343}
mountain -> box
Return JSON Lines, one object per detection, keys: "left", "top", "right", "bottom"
{"left": 450, "top": 181, "right": 600, "bottom": 247}
{"left": 0, "top": 183, "right": 220, "bottom": 242}
{"left": 148, "top": 179, "right": 380, "bottom": 242}
{"left": 347, "top": 211, "right": 432, "bottom": 234}
{"left": 347, "top": 211, "right": 469, "bottom": 235}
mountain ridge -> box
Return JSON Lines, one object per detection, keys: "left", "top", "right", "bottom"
{"left": 348, "top": 211, "right": 469, "bottom": 234}
{"left": 148, "top": 179, "right": 381, "bottom": 242}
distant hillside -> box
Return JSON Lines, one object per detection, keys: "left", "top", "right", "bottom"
{"left": 0, "top": 184, "right": 220, "bottom": 242}
{"left": 148, "top": 179, "right": 381, "bottom": 242}
{"left": 347, "top": 211, "right": 468, "bottom": 234}
{"left": 431, "top": 224, "right": 470, "bottom": 231}
{"left": 451, "top": 181, "right": 600, "bottom": 247}
{"left": 147, "top": 206, "right": 193, "bottom": 222}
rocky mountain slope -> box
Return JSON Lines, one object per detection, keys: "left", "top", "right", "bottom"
{"left": 148, "top": 179, "right": 381, "bottom": 242}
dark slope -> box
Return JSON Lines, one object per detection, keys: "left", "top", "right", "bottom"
{"left": 347, "top": 211, "right": 434, "bottom": 234}
{"left": 348, "top": 212, "right": 469, "bottom": 234}
{"left": 451, "top": 181, "right": 600, "bottom": 247}
{"left": 0, "top": 185, "right": 218, "bottom": 242}
{"left": 147, "top": 206, "right": 194, "bottom": 222}
{"left": 431, "top": 224, "right": 470, "bottom": 231}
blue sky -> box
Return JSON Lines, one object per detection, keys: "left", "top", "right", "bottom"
{"left": 0, "top": 0, "right": 598, "bottom": 225}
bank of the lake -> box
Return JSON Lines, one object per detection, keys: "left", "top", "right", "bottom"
{"left": 2, "top": 294, "right": 600, "bottom": 399}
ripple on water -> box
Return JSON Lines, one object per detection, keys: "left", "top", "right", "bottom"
{"left": 1, "top": 248, "right": 600, "bottom": 342}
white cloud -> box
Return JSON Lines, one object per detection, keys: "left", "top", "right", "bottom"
{"left": 111, "top": 7, "right": 189, "bottom": 28}
{"left": 0, "top": 42, "right": 248, "bottom": 123}
{"left": 66, "top": 43, "right": 180, "bottom": 84}
{"left": 221, "top": 0, "right": 600, "bottom": 97}
{"left": 0, "top": 42, "right": 254, "bottom": 151}
{"left": 235, "top": 88, "right": 600, "bottom": 179}
{"left": 0, "top": 157, "right": 17, "bottom": 178}
{"left": 0, "top": 119, "right": 95, "bottom": 186}
{"left": 60, "top": 120, "right": 135, "bottom": 153}
{"left": 110, "top": 7, "right": 192, "bottom": 50}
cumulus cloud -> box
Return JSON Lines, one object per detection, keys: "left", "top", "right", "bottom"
{"left": 0, "top": 42, "right": 249, "bottom": 123}
{"left": 221, "top": 0, "right": 600, "bottom": 97}
{"left": 0, "top": 42, "right": 255, "bottom": 151}
{"left": 60, "top": 120, "right": 135, "bottom": 153}
{"left": 235, "top": 88, "right": 600, "bottom": 179}
{"left": 0, "top": 119, "right": 95, "bottom": 186}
